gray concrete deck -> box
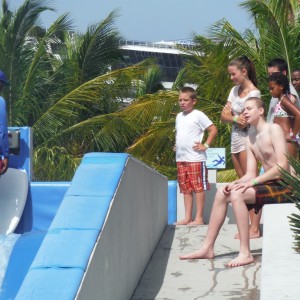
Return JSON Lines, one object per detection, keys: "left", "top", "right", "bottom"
{"left": 131, "top": 224, "right": 262, "bottom": 300}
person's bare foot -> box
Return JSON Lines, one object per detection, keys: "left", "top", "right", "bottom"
{"left": 179, "top": 247, "right": 214, "bottom": 260}
{"left": 234, "top": 229, "right": 261, "bottom": 239}
{"left": 174, "top": 218, "right": 192, "bottom": 225}
{"left": 188, "top": 218, "right": 204, "bottom": 225}
{"left": 226, "top": 253, "right": 254, "bottom": 267}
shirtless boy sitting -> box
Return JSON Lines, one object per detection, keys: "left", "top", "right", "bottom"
{"left": 180, "top": 97, "right": 291, "bottom": 267}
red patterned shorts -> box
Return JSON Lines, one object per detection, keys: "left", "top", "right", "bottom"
{"left": 177, "top": 161, "right": 210, "bottom": 194}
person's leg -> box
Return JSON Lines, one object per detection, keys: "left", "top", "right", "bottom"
{"left": 232, "top": 152, "right": 245, "bottom": 178}
{"left": 179, "top": 188, "right": 229, "bottom": 259}
{"left": 238, "top": 150, "right": 247, "bottom": 175}
{"left": 233, "top": 150, "right": 261, "bottom": 239}
{"left": 227, "top": 189, "right": 256, "bottom": 267}
{"left": 188, "top": 191, "right": 205, "bottom": 225}
{"left": 232, "top": 150, "right": 256, "bottom": 238}
{"left": 287, "top": 142, "right": 298, "bottom": 176}
{"left": 248, "top": 209, "right": 262, "bottom": 238}
{"left": 175, "top": 162, "right": 193, "bottom": 225}
{"left": 175, "top": 193, "right": 193, "bottom": 225}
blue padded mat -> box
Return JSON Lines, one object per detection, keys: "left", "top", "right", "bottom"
{"left": 66, "top": 153, "right": 129, "bottom": 197}
{"left": 50, "top": 195, "right": 111, "bottom": 230}
{"left": 30, "top": 229, "right": 98, "bottom": 269}
{"left": 12, "top": 153, "right": 129, "bottom": 299}
{"left": 15, "top": 268, "right": 84, "bottom": 300}
{"left": 0, "top": 231, "right": 46, "bottom": 300}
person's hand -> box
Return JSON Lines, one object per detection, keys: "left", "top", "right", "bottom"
{"left": 222, "top": 105, "right": 232, "bottom": 117}
{"left": 173, "top": 145, "right": 176, "bottom": 152}
{"left": 0, "top": 157, "right": 8, "bottom": 175}
{"left": 235, "top": 115, "right": 248, "bottom": 129}
{"left": 288, "top": 129, "right": 300, "bottom": 144}
{"left": 231, "top": 181, "right": 254, "bottom": 193}
{"left": 193, "top": 142, "right": 208, "bottom": 151}
{"left": 222, "top": 182, "right": 237, "bottom": 195}
{"left": 222, "top": 184, "right": 231, "bottom": 195}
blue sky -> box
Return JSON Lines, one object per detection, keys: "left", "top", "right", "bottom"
{"left": 11, "top": 0, "right": 252, "bottom": 42}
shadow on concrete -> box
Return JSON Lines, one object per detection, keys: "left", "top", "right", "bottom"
{"left": 131, "top": 225, "right": 176, "bottom": 300}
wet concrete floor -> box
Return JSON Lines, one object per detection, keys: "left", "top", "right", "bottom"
{"left": 132, "top": 224, "right": 262, "bottom": 300}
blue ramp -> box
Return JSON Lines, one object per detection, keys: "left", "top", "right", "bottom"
{"left": 15, "top": 153, "right": 129, "bottom": 300}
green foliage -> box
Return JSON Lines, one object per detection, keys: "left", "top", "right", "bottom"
{"left": 2, "top": 0, "right": 300, "bottom": 184}
{"left": 0, "top": 1, "right": 143, "bottom": 180}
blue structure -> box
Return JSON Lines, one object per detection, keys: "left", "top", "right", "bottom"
{"left": 8, "top": 127, "right": 33, "bottom": 180}
{"left": 0, "top": 133, "right": 171, "bottom": 299}
{"left": 1, "top": 152, "right": 129, "bottom": 299}
{"left": 168, "top": 180, "right": 177, "bottom": 224}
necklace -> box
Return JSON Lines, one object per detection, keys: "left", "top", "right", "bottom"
{"left": 239, "top": 83, "right": 252, "bottom": 96}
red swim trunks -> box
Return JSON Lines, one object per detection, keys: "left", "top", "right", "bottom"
{"left": 177, "top": 161, "right": 210, "bottom": 194}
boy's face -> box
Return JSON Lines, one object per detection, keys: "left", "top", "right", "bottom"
{"left": 178, "top": 92, "right": 196, "bottom": 113}
{"left": 243, "top": 100, "right": 263, "bottom": 125}
{"left": 291, "top": 71, "right": 300, "bottom": 92}
{"left": 267, "top": 66, "right": 287, "bottom": 76}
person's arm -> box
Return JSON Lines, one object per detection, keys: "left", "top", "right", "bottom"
{"left": 203, "top": 124, "right": 218, "bottom": 147}
{"left": 288, "top": 83, "right": 298, "bottom": 106}
{"left": 193, "top": 124, "right": 218, "bottom": 151}
{"left": 289, "top": 94, "right": 297, "bottom": 105}
{"left": 232, "top": 138, "right": 258, "bottom": 184}
{"left": 0, "top": 99, "right": 9, "bottom": 175}
{"left": 221, "top": 101, "right": 247, "bottom": 129}
{"left": 1, "top": 157, "right": 8, "bottom": 175}
{"left": 220, "top": 101, "right": 234, "bottom": 123}
{"left": 281, "top": 95, "right": 300, "bottom": 138}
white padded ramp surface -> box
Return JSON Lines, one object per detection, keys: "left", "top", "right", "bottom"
{"left": 0, "top": 168, "right": 28, "bottom": 235}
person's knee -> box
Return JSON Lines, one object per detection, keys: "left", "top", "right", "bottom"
{"left": 230, "top": 190, "right": 244, "bottom": 205}
{"left": 215, "top": 188, "right": 230, "bottom": 204}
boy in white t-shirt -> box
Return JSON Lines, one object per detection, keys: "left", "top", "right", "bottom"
{"left": 175, "top": 87, "right": 218, "bottom": 225}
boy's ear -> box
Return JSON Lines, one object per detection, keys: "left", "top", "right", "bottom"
{"left": 259, "top": 106, "right": 264, "bottom": 115}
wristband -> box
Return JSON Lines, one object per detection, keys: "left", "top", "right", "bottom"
{"left": 233, "top": 116, "right": 238, "bottom": 123}
{"left": 204, "top": 143, "right": 209, "bottom": 149}
{"left": 251, "top": 179, "right": 258, "bottom": 186}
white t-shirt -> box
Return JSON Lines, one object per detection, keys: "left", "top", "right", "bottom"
{"left": 227, "top": 86, "right": 261, "bottom": 153}
{"left": 176, "top": 109, "right": 213, "bottom": 162}
{"left": 267, "top": 83, "right": 300, "bottom": 123}
{"left": 227, "top": 85, "right": 261, "bottom": 116}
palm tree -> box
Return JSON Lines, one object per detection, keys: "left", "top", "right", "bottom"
{"left": 0, "top": 1, "right": 148, "bottom": 180}
{"left": 100, "top": 0, "right": 300, "bottom": 181}
{"left": 178, "top": 0, "right": 300, "bottom": 180}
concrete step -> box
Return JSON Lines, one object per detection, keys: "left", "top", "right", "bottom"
{"left": 261, "top": 204, "right": 300, "bottom": 300}
{"left": 132, "top": 224, "right": 262, "bottom": 300}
